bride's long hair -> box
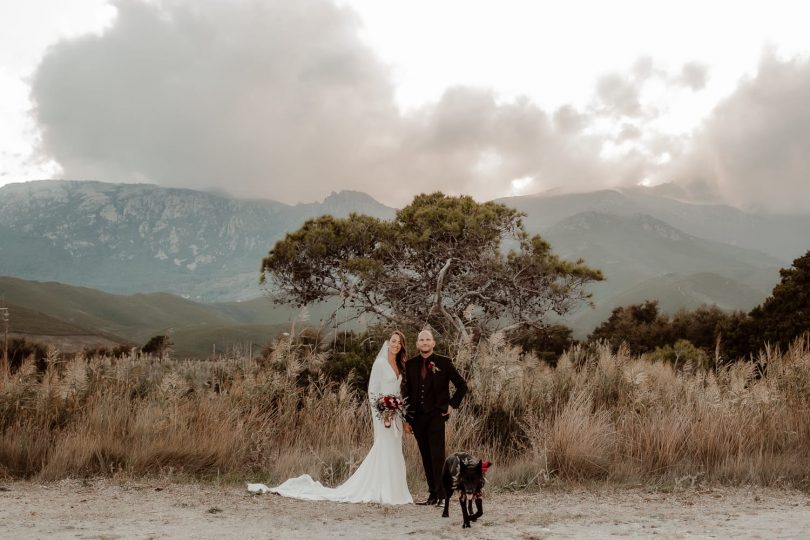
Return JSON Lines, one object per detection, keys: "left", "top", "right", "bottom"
{"left": 390, "top": 330, "right": 408, "bottom": 395}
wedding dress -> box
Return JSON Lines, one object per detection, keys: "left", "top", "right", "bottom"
{"left": 248, "top": 342, "right": 413, "bottom": 504}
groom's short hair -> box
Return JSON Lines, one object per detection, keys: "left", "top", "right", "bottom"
{"left": 418, "top": 329, "right": 434, "bottom": 340}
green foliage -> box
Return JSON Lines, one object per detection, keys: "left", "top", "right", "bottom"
{"left": 509, "top": 324, "right": 576, "bottom": 366}
{"left": 588, "top": 300, "right": 672, "bottom": 355}
{"left": 325, "top": 351, "right": 372, "bottom": 388}
{"left": 141, "top": 335, "right": 173, "bottom": 358}
{"left": 749, "top": 250, "right": 810, "bottom": 351}
{"left": 298, "top": 328, "right": 376, "bottom": 388}
{"left": 261, "top": 192, "right": 603, "bottom": 342}
{"left": 511, "top": 251, "right": 810, "bottom": 365}
{"left": 395, "top": 192, "right": 523, "bottom": 256}
{"left": 260, "top": 213, "right": 391, "bottom": 307}
{"left": 6, "top": 338, "right": 48, "bottom": 372}
{"left": 679, "top": 250, "right": 810, "bottom": 361}
{"left": 718, "top": 317, "right": 753, "bottom": 361}
{"left": 670, "top": 305, "right": 754, "bottom": 363}
{"left": 670, "top": 305, "right": 735, "bottom": 350}
{"left": 649, "top": 339, "right": 711, "bottom": 370}
{"left": 588, "top": 301, "right": 751, "bottom": 363}
{"left": 259, "top": 327, "right": 410, "bottom": 391}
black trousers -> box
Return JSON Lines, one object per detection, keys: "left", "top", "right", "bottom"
{"left": 412, "top": 411, "right": 447, "bottom": 498}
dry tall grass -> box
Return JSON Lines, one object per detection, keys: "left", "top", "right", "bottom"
{"left": 2, "top": 335, "right": 809, "bottom": 491}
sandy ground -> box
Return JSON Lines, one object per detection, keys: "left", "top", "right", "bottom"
{"left": 1, "top": 480, "right": 809, "bottom": 539}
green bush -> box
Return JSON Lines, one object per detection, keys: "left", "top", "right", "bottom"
{"left": 649, "top": 339, "right": 711, "bottom": 370}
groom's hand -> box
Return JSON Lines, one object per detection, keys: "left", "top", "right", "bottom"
{"left": 404, "top": 422, "right": 413, "bottom": 434}
{"left": 442, "top": 406, "right": 454, "bottom": 417}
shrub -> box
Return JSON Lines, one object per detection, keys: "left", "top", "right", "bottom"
{"left": 141, "top": 335, "right": 172, "bottom": 358}
{"left": 648, "top": 339, "right": 711, "bottom": 370}
{"left": 508, "top": 324, "right": 576, "bottom": 366}
{"left": 5, "top": 338, "right": 48, "bottom": 373}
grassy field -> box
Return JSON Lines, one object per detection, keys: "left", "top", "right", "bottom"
{"left": 1, "top": 335, "right": 809, "bottom": 491}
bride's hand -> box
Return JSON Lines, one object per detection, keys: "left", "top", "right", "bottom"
{"left": 404, "top": 422, "right": 413, "bottom": 434}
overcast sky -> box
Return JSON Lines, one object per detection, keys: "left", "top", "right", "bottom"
{"left": 1, "top": 0, "right": 810, "bottom": 212}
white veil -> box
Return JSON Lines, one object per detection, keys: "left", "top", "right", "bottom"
{"left": 368, "top": 339, "right": 390, "bottom": 401}
{"left": 368, "top": 338, "right": 406, "bottom": 434}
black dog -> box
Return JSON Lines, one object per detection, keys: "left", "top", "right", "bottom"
{"left": 441, "top": 452, "right": 491, "bottom": 528}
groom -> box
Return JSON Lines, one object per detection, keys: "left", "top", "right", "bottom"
{"left": 403, "top": 330, "right": 468, "bottom": 506}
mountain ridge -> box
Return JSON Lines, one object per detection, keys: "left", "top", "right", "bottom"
{"left": 2, "top": 179, "right": 805, "bottom": 338}
{"left": 0, "top": 180, "right": 395, "bottom": 301}
{"left": 498, "top": 188, "right": 810, "bottom": 261}
{"left": 543, "top": 210, "right": 783, "bottom": 295}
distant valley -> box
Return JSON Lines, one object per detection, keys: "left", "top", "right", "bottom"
{"left": 0, "top": 276, "right": 339, "bottom": 358}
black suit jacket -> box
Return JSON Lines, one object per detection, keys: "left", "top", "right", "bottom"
{"left": 404, "top": 353, "right": 468, "bottom": 422}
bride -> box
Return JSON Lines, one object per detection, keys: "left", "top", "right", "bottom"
{"left": 248, "top": 331, "right": 413, "bottom": 505}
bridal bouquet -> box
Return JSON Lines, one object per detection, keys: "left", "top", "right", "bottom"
{"left": 372, "top": 394, "right": 408, "bottom": 428}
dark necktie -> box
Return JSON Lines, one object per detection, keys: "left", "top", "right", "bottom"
{"left": 421, "top": 357, "right": 428, "bottom": 380}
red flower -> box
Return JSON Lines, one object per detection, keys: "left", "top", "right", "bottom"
{"left": 372, "top": 393, "right": 409, "bottom": 428}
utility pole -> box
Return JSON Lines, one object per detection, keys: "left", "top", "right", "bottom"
{"left": 0, "top": 304, "right": 9, "bottom": 370}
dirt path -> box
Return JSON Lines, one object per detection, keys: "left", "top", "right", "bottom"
{"left": 1, "top": 480, "right": 809, "bottom": 539}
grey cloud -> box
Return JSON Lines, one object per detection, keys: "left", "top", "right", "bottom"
{"left": 31, "top": 0, "right": 652, "bottom": 206}
{"left": 553, "top": 105, "right": 586, "bottom": 134}
{"left": 34, "top": 1, "right": 805, "bottom": 213}
{"left": 617, "top": 123, "right": 642, "bottom": 142}
{"left": 668, "top": 53, "right": 810, "bottom": 213}
{"left": 632, "top": 56, "right": 655, "bottom": 80}
{"left": 32, "top": 0, "right": 401, "bottom": 202}
{"left": 678, "top": 62, "right": 709, "bottom": 91}
{"left": 632, "top": 56, "right": 667, "bottom": 82}
{"left": 389, "top": 88, "right": 556, "bottom": 200}
{"left": 595, "top": 73, "right": 643, "bottom": 118}
{"left": 379, "top": 87, "right": 654, "bottom": 202}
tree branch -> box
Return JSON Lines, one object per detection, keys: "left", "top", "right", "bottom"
{"left": 433, "top": 258, "right": 469, "bottom": 340}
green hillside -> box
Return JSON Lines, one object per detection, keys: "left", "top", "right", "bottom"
{"left": 570, "top": 272, "right": 766, "bottom": 336}
{"left": 4, "top": 301, "right": 126, "bottom": 341}
{"left": 0, "top": 276, "right": 235, "bottom": 342}
{"left": 0, "top": 276, "right": 322, "bottom": 357}
{"left": 542, "top": 212, "right": 783, "bottom": 297}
